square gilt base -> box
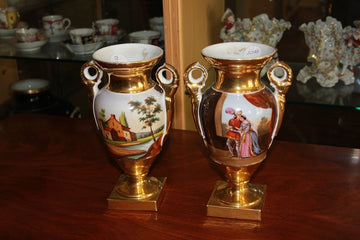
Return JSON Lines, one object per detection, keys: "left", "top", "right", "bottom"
{"left": 107, "top": 176, "right": 166, "bottom": 211}
{"left": 207, "top": 181, "right": 266, "bottom": 221}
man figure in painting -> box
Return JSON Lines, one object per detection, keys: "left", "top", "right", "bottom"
{"left": 225, "top": 108, "right": 242, "bottom": 157}
{"left": 238, "top": 115, "right": 262, "bottom": 158}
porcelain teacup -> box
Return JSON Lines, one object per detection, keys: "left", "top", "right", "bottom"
{"left": 93, "top": 18, "right": 118, "bottom": 36}
{"left": 69, "top": 28, "right": 95, "bottom": 45}
{"left": 15, "top": 28, "right": 39, "bottom": 42}
{"left": 0, "top": 7, "right": 19, "bottom": 29}
{"left": 42, "top": 15, "right": 71, "bottom": 36}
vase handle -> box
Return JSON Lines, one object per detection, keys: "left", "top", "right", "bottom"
{"left": 184, "top": 62, "right": 208, "bottom": 140}
{"left": 80, "top": 60, "right": 104, "bottom": 129}
{"left": 267, "top": 61, "right": 293, "bottom": 143}
{"left": 156, "top": 63, "right": 179, "bottom": 99}
{"left": 155, "top": 63, "right": 179, "bottom": 133}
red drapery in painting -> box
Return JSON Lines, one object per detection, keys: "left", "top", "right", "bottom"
{"left": 243, "top": 90, "right": 277, "bottom": 142}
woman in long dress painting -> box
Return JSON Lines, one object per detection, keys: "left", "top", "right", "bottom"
{"left": 239, "top": 115, "right": 262, "bottom": 158}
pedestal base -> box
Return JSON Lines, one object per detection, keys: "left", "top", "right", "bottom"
{"left": 107, "top": 176, "right": 166, "bottom": 211}
{"left": 207, "top": 181, "right": 266, "bottom": 220}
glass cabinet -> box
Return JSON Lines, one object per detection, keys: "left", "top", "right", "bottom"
{"left": 0, "top": 0, "right": 359, "bottom": 147}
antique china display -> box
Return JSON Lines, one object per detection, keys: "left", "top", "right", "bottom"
{"left": 8, "top": 78, "right": 77, "bottom": 117}
{"left": 0, "top": 6, "right": 20, "bottom": 39}
{"left": 220, "top": 9, "right": 291, "bottom": 48}
{"left": 42, "top": 15, "right": 71, "bottom": 42}
{"left": 9, "top": 38, "right": 48, "bottom": 53}
{"left": 81, "top": 43, "right": 179, "bottom": 211}
{"left": 149, "top": 17, "right": 164, "bottom": 41}
{"left": 297, "top": 17, "right": 360, "bottom": 87}
{"left": 0, "top": 6, "right": 20, "bottom": 30}
{"left": 129, "top": 30, "right": 161, "bottom": 46}
{"left": 64, "top": 36, "right": 104, "bottom": 55}
{"left": 0, "top": 28, "right": 16, "bottom": 39}
{"left": 69, "top": 28, "right": 95, "bottom": 45}
{"left": 93, "top": 18, "right": 122, "bottom": 44}
{"left": 184, "top": 42, "right": 292, "bottom": 220}
{"left": 15, "top": 28, "right": 39, "bottom": 42}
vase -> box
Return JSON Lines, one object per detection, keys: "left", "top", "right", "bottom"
{"left": 297, "top": 16, "right": 348, "bottom": 87}
{"left": 81, "top": 43, "right": 179, "bottom": 211}
{"left": 184, "top": 42, "right": 292, "bottom": 220}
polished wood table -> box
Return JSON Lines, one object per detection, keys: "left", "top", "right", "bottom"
{"left": 0, "top": 114, "right": 359, "bottom": 239}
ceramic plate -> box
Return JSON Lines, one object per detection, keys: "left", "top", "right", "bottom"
{"left": 10, "top": 39, "right": 48, "bottom": 53}
{"left": 64, "top": 38, "right": 104, "bottom": 55}
{"left": 0, "top": 29, "right": 16, "bottom": 39}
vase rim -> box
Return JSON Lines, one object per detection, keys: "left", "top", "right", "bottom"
{"left": 202, "top": 42, "right": 276, "bottom": 61}
{"left": 92, "top": 43, "right": 163, "bottom": 65}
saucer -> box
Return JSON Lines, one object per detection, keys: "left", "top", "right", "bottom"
{"left": 46, "top": 32, "right": 69, "bottom": 42}
{"left": 0, "top": 29, "right": 16, "bottom": 39}
{"left": 101, "top": 29, "right": 126, "bottom": 44}
{"left": 10, "top": 39, "right": 48, "bottom": 52}
{"left": 63, "top": 38, "right": 104, "bottom": 54}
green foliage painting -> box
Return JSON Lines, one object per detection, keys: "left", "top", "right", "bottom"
{"left": 129, "top": 96, "right": 162, "bottom": 142}
{"left": 119, "top": 111, "right": 129, "bottom": 127}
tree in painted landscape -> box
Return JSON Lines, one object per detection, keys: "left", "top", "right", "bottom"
{"left": 129, "top": 96, "right": 162, "bottom": 142}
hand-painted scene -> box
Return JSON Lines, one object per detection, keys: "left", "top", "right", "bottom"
{"left": 218, "top": 93, "right": 274, "bottom": 159}
{"left": 95, "top": 88, "right": 166, "bottom": 160}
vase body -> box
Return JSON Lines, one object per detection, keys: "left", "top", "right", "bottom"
{"left": 81, "top": 43, "right": 178, "bottom": 211}
{"left": 184, "top": 42, "right": 292, "bottom": 220}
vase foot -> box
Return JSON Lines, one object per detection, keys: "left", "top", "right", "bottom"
{"left": 107, "top": 175, "right": 166, "bottom": 211}
{"left": 207, "top": 180, "right": 266, "bottom": 220}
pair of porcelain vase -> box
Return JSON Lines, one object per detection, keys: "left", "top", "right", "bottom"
{"left": 81, "top": 42, "right": 292, "bottom": 220}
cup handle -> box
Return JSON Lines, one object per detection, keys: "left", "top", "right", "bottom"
{"left": 267, "top": 61, "right": 293, "bottom": 143}
{"left": 62, "top": 18, "right": 71, "bottom": 31}
{"left": 80, "top": 60, "right": 103, "bottom": 129}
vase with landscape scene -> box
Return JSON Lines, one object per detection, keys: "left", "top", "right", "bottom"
{"left": 80, "top": 43, "right": 178, "bottom": 211}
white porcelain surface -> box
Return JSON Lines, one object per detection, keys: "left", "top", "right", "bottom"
{"left": 64, "top": 38, "right": 104, "bottom": 55}
{"left": 10, "top": 78, "right": 49, "bottom": 93}
{"left": 129, "top": 30, "right": 160, "bottom": 44}
{"left": 202, "top": 42, "right": 275, "bottom": 60}
{"left": 94, "top": 18, "right": 119, "bottom": 36}
{"left": 42, "top": 15, "right": 71, "bottom": 37}
{"left": 10, "top": 39, "right": 48, "bottom": 52}
{"left": 149, "top": 17, "right": 164, "bottom": 40}
{"left": 69, "top": 28, "right": 94, "bottom": 45}
{"left": 15, "top": 28, "right": 39, "bottom": 42}
{"left": 94, "top": 86, "right": 167, "bottom": 158}
{"left": 0, "top": 28, "right": 16, "bottom": 39}
{"left": 92, "top": 43, "right": 163, "bottom": 64}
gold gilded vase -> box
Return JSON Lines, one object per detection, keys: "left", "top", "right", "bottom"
{"left": 81, "top": 43, "right": 179, "bottom": 211}
{"left": 184, "top": 42, "right": 292, "bottom": 220}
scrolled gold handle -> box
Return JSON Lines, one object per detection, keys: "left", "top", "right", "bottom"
{"left": 184, "top": 62, "right": 208, "bottom": 140}
{"left": 80, "top": 60, "right": 104, "bottom": 129}
{"left": 266, "top": 61, "right": 293, "bottom": 142}
{"left": 80, "top": 60, "right": 103, "bottom": 89}
{"left": 184, "top": 62, "right": 208, "bottom": 90}
{"left": 155, "top": 63, "right": 179, "bottom": 136}
{"left": 267, "top": 61, "right": 293, "bottom": 95}
{"left": 156, "top": 63, "right": 179, "bottom": 99}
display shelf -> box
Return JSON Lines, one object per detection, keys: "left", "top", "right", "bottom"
{"left": 0, "top": 39, "right": 128, "bottom": 63}
{"left": 285, "top": 63, "right": 360, "bottom": 110}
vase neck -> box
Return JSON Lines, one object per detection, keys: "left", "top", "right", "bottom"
{"left": 212, "top": 64, "right": 264, "bottom": 93}
{"left": 105, "top": 66, "right": 155, "bottom": 94}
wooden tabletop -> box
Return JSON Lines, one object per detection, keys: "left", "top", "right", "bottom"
{"left": 0, "top": 113, "right": 359, "bottom": 240}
